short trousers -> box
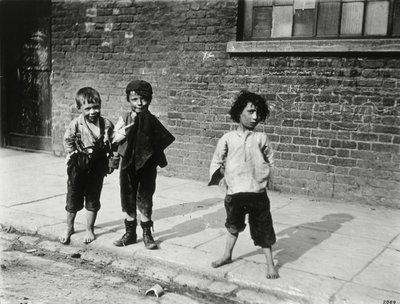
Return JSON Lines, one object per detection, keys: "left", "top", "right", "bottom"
{"left": 65, "top": 164, "right": 104, "bottom": 213}
{"left": 119, "top": 163, "right": 157, "bottom": 218}
{"left": 224, "top": 191, "right": 276, "bottom": 248}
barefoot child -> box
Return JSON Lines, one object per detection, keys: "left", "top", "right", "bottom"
{"left": 60, "top": 87, "right": 114, "bottom": 244}
{"left": 208, "top": 90, "right": 279, "bottom": 279}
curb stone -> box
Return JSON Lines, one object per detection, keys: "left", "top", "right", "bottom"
{"left": 1, "top": 230, "right": 300, "bottom": 304}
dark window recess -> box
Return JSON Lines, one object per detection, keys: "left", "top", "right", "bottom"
{"left": 293, "top": 9, "right": 315, "bottom": 37}
{"left": 391, "top": 0, "right": 400, "bottom": 36}
{"left": 317, "top": 2, "right": 340, "bottom": 36}
{"left": 253, "top": 6, "right": 273, "bottom": 38}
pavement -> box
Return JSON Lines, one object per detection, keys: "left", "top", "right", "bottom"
{"left": 0, "top": 147, "right": 399, "bottom": 304}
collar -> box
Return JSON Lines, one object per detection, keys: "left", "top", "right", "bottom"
{"left": 235, "top": 127, "right": 252, "bottom": 138}
{"left": 77, "top": 114, "right": 85, "bottom": 125}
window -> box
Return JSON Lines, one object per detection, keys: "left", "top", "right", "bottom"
{"left": 241, "top": 0, "right": 400, "bottom": 41}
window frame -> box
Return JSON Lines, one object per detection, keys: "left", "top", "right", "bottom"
{"left": 231, "top": 0, "right": 400, "bottom": 53}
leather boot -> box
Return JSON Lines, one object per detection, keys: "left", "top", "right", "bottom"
{"left": 113, "top": 219, "right": 137, "bottom": 247}
{"left": 141, "top": 220, "right": 157, "bottom": 250}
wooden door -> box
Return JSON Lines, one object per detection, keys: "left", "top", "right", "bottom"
{"left": 1, "top": 0, "right": 52, "bottom": 151}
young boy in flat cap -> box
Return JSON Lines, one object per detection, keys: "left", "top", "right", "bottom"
{"left": 111, "top": 79, "right": 175, "bottom": 249}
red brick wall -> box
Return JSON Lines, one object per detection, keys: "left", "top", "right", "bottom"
{"left": 51, "top": 0, "right": 400, "bottom": 208}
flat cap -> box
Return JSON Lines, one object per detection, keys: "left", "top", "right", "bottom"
{"left": 125, "top": 80, "right": 153, "bottom": 100}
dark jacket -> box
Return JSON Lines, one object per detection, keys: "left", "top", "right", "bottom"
{"left": 118, "top": 110, "right": 175, "bottom": 172}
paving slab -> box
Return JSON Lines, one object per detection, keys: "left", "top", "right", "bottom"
{"left": 333, "top": 283, "right": 400, "bottom": 304}
{"left": 0, "top": 206, "right": 64, "bottom": 235}
{"left": 352, "top": 247, "right": 400, "bottom": 292}
{"left": 236, "top": 289, "right": 300, "bottom": 304}
{"left": 389, "top": 234, "right": 400, "bottom": 251}
{"left": 0, "top": 173, "right": 66, "bottom": 206}
{"left": 227, "top": 261, "right": 343, "bottom": 304}
{"left": 277, "top": 233, "right": 385, "bottom": 280}
{"left": 156, "top": 183, "right": 224, "bottom": 203}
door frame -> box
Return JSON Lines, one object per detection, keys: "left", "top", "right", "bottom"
{"left": 0, "top": 0, "right": 52, "bottom": 152}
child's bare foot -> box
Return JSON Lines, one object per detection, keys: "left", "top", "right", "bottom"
{"left": 266, "top": 266, "right": 279, "bottom": 279}
{"left": 83, "top": 229, "right": 95, "bottom": 244}
{"left": 59, "top": 227, "right": 74, "bottom": 245}
{"left": 211, "top": 257, "right": 232, "bottom": 268}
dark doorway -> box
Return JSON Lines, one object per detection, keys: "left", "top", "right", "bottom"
{"left": 0, "top": 0, "right": 52, "bottom": 151}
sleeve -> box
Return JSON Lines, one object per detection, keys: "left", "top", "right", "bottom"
{"left": 63, "top": 120, "right": 78, "bottom": 154}
{"left": 103, "top": 119, "right": 114, "bottom": 143}
{"left": 262, "top": 135, "right": 274, "bottom": 166}
{"left": 112, "top": 115, "right": 128, "bottom": 144}
{"left": 208, "top": 136, "right": 228, "bottom": 186}
{"left": 108, "top": 116, "right": 125, "bottom": 169}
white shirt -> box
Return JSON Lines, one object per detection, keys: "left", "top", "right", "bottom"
{"left": 113, "top": 112, "right": 137, "bottom": 144}
{"left": 209, "top": 129, "right": 274, "bottom": 195}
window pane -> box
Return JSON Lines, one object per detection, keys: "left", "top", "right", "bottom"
{"left": 317, "top": 2, "right": 340, "bottom": 37}
{"left": 252, "top": 6, "right": 273, "bottom": 38}
{"left": 293, "top": 9, "right": 315, "bottom": 37}
{"left": 294, "top": 0, "right": 315, "bottom": 10}
{"left": 274, "top": 0, "right": 293, "bottom": 5}
{"left": 243, "top": 0, "right": 254, "bottom": 40}
{"left": 392, "top": 0, "right": 400, "bottom": 36}
{"left": 272, "top": 5, "right": 293, "bottom": 37}
{"left": 340, "top": 2, "right": 364, "bottom": 36}
{"left": 364, "top": 1, "right": 389, "bottom": 35}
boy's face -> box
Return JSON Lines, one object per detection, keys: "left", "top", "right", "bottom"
{"left": 128, "top": 91, "right": 149, "bottom": 113}
{"left": 239, "top": 102, "right": 259, "bottom": 130}
{"left": 82, "top": 100, "right": 101, "bottom": 123}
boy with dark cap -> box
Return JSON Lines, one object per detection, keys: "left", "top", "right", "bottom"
{"left": 111, "top": 79, "right": 175, "bottom": 249}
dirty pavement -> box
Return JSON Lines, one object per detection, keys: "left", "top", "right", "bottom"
{"left": 0, "top": 148, "right": 399, "bottom": 304}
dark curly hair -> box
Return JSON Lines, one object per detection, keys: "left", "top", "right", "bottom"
{"left": 75, "top": 87, "right": 101, "bottom": 109}
{"left": 229, "top": 90, "right": 270, "bottom": 123}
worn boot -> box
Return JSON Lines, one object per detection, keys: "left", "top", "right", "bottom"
{"left": 141, "top": 220, "right": 157, "bottom": 250}
{"left": 113, "top": 219, "right": 137, "bottom": 247}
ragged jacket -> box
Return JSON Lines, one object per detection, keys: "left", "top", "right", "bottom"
{"left": 112, "top": 110, "right": 175, "bottom": 172}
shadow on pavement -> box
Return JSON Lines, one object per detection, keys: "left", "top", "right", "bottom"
{"left": 237, "top": 213, "right": 354, "bottom": 268}
{"left": 95, "top": 197, "right": 224, "bottom": 238}
{"left": 154, "top": 206, "right": 226, "bottom": 242}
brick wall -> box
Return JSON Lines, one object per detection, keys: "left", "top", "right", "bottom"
{"left": 51, "top": 0, "right": 400, "bottom": 208}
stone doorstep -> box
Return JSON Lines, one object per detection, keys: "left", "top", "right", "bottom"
{"left": 3, "top": 228, "right": 304, "bottom": 304}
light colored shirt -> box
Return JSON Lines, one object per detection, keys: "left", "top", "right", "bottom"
{"left": 113, "top": 112, "right": 137, "bottom": 144}
{"left": 209, "top": 129, "right": 274, "bottom": 195}
{"left": 63, "top": 114, "right": 114, "bottom": 153}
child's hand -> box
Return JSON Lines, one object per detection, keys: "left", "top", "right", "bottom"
{"left": 103, "top": 138, "right": 112, "bottom": 151}
{"left": 109, "top": 153, "right": 120, "bottom": 170}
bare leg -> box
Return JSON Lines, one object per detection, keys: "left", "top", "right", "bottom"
{"left": 83, "top": 210, "right": 97, "bottom": 244}
{"left": 141, "top": 214, "right": 150, "bottom": 222}
{"left": 126, "top": 212, "right": 137, "bottom": 221}
{"left": 60, "top": 212, "right": 76, "bottom": 245}
{"left": 263, "top": 247, "right": 279, "bottom": 279}
{"left": 211, "top": 232, "right": 238, "bottom": 268}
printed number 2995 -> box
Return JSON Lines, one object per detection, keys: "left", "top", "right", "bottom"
{"left": 383, "top": 301, "right": 396, "bottom": 304}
